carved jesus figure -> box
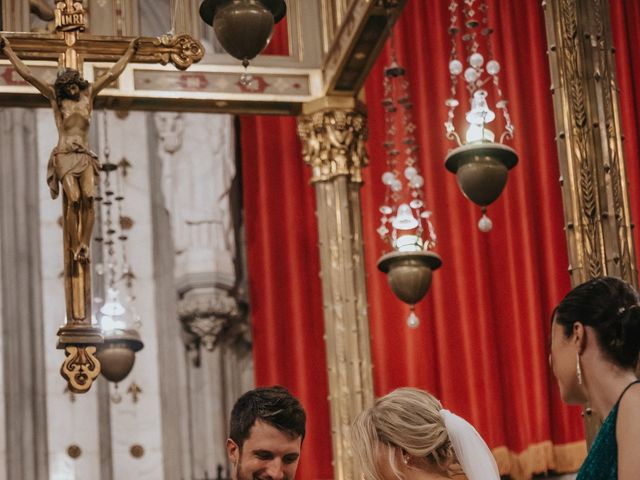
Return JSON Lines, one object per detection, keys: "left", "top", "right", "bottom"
{"left": 1, "top": 36, "right": 139, "bottom": 262}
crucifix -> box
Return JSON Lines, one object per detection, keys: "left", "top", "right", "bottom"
{"left": 0, "top": 0, "right": 203, "bottom": 394}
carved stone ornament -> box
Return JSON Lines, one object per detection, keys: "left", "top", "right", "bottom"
{"left": 297, "top": 109, "right": 368, "bottom": 183}
{"left": 178, "top": 289, "right": 249, "bottom": 362}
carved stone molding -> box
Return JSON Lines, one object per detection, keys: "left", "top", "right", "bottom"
{"left": 155, "top": 112, "right": 185, "bottom": 155}
{"left": 178, "top": 287, "right": 250, "bottom": 366}
{"left": 298, "top": 102, "right": 374, "bottom": 480}
{"left": 298, "top": 107, "right": 368, "bottom": 184}
{"left": 544, "top": 0, "right": 637, "bottom": 287}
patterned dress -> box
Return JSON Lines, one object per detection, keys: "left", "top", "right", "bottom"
{"left": 577, "top": 380, "right": 640, "bottom": 480}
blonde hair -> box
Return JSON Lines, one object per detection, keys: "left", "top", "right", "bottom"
{"left": 350, "top": 388, "right": 456, "bottom": 480}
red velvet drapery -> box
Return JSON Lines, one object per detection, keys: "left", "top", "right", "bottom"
{"left": 240, "top": 115, "right": 333, "bottom": 479}
{"left": 240, "top": 1, "right": 640, "bottom": 479}
{"left": 612, "top": 0, "right": 640, "bottom": 252}
{"left": 360, "top": 1, "right": 583, "bottom": 475}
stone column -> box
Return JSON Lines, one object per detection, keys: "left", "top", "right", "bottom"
{"left": 147, "top": 112, "right": 191, "bottom": 480}
{"left": 0, "top": 108, "right": 49, "bottom": 480}
{"left": 297, "top": 97, "right": 374, "bottom": 480}
{"left": 152, "top": 111, "right": 252, "bottom": 477}
{"left": 170, "top": 0, "right": 202, "bottom": 38}
{"left": 0, "top": 0, "right": 29, "bottom": 31}
{"left": 543, "top": 0, "right": 638, "bottom": 443}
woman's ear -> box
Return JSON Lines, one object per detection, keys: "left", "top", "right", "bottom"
{"left": 572, "top": 321, "right": 586, "bottom": 353}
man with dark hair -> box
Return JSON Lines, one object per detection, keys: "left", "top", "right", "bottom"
{"left": 227, "top": 386, "right": 306, "bottom": 480}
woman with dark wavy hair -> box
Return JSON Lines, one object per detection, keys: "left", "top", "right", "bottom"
{"left": 550, "top": 276, "right": 640, "bottom": 480}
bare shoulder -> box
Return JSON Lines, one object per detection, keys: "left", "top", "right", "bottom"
{"left": 619, "top": 382, "right": 640, "bottom": 407}
{"left": 617, "top": 382, "right": 640, "bottom": 434}
{"left": 617, "top": 382, "right": 640, "bottom": 480}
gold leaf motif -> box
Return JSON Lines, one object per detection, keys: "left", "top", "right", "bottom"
{"left": 60, "top": 345, "right": 101, "bottom": 394}
{"left": 297, "top": 110, "right": 368, "bottom": 184}
{"left": 155, "top": 34, "right": 205, "bottom": 71}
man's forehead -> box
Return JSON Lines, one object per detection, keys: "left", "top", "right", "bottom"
{"left": 244, "top": 420, "right": 302, "bottom": 452}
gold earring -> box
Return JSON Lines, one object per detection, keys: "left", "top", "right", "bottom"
{"left": 576, "top": 353, "right": 583, "bottom": 385}
{"left": 403, "top": 454, "right": 409, "bottom": 465}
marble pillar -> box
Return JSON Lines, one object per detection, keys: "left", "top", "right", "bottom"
{"left": 152, "top": 111, "right": 253, "bottom": 477}
{"left": 0, "top": 183, "right": 5, "bottom": 480}
{"left": 297, "top": 99, "right": 374, "bottom": 480}
{"left": 1, "top": 108, "right": 49, "bottom": 480}
{"left": 101, "top": 111, "right": 166, "bottom": 480}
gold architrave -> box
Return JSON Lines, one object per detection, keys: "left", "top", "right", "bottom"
{"left": 543, "top": 0, "right": 638, "bottom": 443}
{"left": 298, "top": 98, "right": 374, "bottom": 480}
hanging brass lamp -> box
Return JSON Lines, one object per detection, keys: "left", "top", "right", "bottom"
{"left": 445, "top": 141, "right": 518, "bottom": 219}
{"left": 93, "top": 113, "right": 144, "bottom": 385}
{"left": 378, "top": 250, "right": 442, "bottom": 306}
{"left": 443, "top": 0, "right": 518, "bottom": 232}
{"left": 96, "top": 328, "right": 143, "bottom": 383}
{"left": 375, "top": 53, "right": 441, "bottom": 328}
{"left": 199, "top": 0, "right": 287, "bottom": 65}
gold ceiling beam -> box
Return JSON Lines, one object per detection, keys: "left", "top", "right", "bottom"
{"left": 323, "top": 0, "right": 408, "bottom": 95}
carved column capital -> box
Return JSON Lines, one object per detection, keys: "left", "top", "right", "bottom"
{"left": 297, "top": 106, "right": 368, "bottom": 184}
{"left": 178, "top": 287, "right": 250, "bottom": 366}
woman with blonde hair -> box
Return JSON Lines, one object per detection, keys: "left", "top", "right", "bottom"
{"left": 350, "top": 387, "right": 499, "bottom": 480}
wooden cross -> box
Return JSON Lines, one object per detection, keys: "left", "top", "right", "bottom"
{"left": 0, "top": 2, "right": 203, "bottom": 394}
{"left": 2, "top": 4, "right": 203, "bottom": 70}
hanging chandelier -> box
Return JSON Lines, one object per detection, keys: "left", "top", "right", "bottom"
{"left": 376, "top": 44, "right": 442, "bottom": 329}
{"left": 94, "top": 112, "right": 143, "bottom": 388}
{"left": 443, "top": 0, "right": 518, "bottom": 232}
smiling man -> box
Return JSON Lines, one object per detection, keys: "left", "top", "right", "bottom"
{"left": 227, "top": 386, "right": 306, "bottom": 480}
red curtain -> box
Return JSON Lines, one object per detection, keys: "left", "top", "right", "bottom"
{"left": 612, "top": 0, "right": 640, "bottom": 252}
{"left": 240, "top": 1, "right": 640, "bottom": 479}
{"left": 361, "top": 1, "right": 583, "bottom": 476}
{"left": 240, "top": 115, "right": 333, "bottom": 479}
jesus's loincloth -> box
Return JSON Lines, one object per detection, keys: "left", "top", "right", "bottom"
{"left": 47, "top": 143, "right": 101, "bottom": 199}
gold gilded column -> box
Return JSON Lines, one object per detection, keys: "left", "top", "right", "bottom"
{"left": 543, "top": 0, "right": 638, "bottom": 443}
{"left": 297, "top": 97, "right": 374, "bottom": 480}
{"left": 544, "top": 0, "right": 637, "bottom": 287}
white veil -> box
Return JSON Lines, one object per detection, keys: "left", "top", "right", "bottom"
{"left": 439, "top": 409, "right": 500, "bottom": 480}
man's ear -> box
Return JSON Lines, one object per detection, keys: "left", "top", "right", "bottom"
{"left": 227, "top": 438, "right": 240, "bottom": 464}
